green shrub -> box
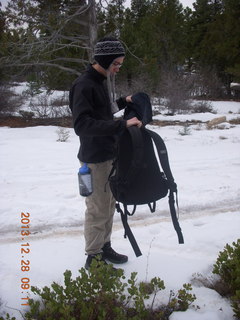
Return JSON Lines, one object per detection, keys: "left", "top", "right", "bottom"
{"left": 0, "top": 314, "right": 16, "bottom": 320}
{"left": 21, "top": 260, "right": 196, "bottom": 320}
{"left": 213, "top": 239, "right": 240, "bottom": 318}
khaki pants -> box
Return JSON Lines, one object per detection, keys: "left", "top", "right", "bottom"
{"left": 84, "top": 160, "right": 116, "bottom": 255}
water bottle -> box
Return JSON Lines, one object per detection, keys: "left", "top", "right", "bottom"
{"left": 78, "top": 163, "right": 93, "bottom": 197}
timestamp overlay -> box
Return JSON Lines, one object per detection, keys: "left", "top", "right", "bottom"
{"left": 20, "top": 212, "right": 31, "bottom": 307}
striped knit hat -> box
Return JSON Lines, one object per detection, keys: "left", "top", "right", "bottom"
{"left": 94, "top": 37, "right": 125, "bottom": 70}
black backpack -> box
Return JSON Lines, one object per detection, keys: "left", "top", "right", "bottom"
{"left": 109, "top": 106, "right": 184, "bottom": 256}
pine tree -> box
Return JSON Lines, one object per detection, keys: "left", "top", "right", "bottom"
{"left": 102, "top": 0, "right": 126, "bottom": 36}
{"left": 188, "top": 0, "right": 240, "bottom": 96}
{"left": 2, "top": 0, "right": 98, "bottom": 89}
{"left": 131, "top": 0, "right": 149, "bottom": 19}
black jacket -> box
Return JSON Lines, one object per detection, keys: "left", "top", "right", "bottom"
{"left": 69, "top": 65, "right": 127, "bottom": 163}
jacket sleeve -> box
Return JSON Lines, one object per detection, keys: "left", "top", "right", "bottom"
{"left": 70, "top": 81, "right": 126, "bottom": 137}
{"left": 116, "top": 96, "right": 127, "bottom": 110}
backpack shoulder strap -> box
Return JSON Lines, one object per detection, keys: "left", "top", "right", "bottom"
{"left": 125, "top": 126, "right": 144, "bottom": 183}
{"left": 145, "top": 128, "right": 174, "bottom": 183}
{"left": 108, "top": 126, "right": 143, "bottom": 183}
{"left": 110, "top": 127, "right": 144, "bottom": 257}
{"left": 145, "top": 128, "right": 184, "bottom": 244}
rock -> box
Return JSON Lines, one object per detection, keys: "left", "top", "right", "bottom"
{"left": 207, "top": 116, "right": 227, "bottom": 129}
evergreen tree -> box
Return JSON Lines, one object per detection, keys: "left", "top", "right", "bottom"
{"left": 121, "top": 0, "right": 186, "bottom": 91}
{"left": 214, "top": 0, "right": 240, "bottom": 83}
{"left": 2, "top": 0, "right": 98, "bottom": 90}
{"left": 1, "top": 0, "right": 239, "bottom": 97}
{"left": 104, "top": 0, "right": 126, "bottom": 36}
{"left": 188, "top": 0, "right": 240, "bottom": 96}
{"left": 190, "top": 0, "right": 223, "bottom": 62}
{"left": 131, "top": 0, "right": 149, "bottom": 19}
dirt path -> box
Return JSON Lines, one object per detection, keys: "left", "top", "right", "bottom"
{"left": 1, "top": 198, "right": 239, "bottom": 244}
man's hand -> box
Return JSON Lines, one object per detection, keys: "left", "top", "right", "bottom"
{"left": 126, "top": 95, "right": 132, "bottom": 103}
{"left": 126, "top": 117, "right": 142, "bottom": 128}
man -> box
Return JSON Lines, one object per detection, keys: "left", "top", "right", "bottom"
{"left": 69, "top": 37, "right": 142, "bottom": 269}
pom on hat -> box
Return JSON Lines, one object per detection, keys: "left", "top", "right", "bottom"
{"left": 94, "top": 37, "right": 125, "bottom": 70}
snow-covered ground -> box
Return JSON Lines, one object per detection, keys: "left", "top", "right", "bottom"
{"left": 0, "top": 96, "right": 240, "bottom": 319}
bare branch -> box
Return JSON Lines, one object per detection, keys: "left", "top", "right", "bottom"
{"left": 3, "top": 62, "right": 82, "bottom": 76}
{"left": 121, "top": 40, "right": 145, "bottom": 65}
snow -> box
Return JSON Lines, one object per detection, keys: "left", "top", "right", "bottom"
{"left": 153, "top": 100, "right": 240, "bottom": 123}
{"left": 0, "top": 97, "right": 240, "bottom": 319}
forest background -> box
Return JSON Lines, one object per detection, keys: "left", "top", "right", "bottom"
{"left": 0, "top": 0, "right": 240, "bottom": 118}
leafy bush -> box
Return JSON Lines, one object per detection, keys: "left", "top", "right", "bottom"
{"left": 19, "top": 260, "right": 196, "bottom": 320}
{"left": 0, "top": 316, "right": 15, "bottom": 320}
{"left": 213, "top": 239, "right": 240, "bottom": 318}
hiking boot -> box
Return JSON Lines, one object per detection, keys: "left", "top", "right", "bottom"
{"left": 85, "top": 253, "right": 108, "bottom": 270}
{"left": 102, "top": 242, "right": 128, "bottom": 264}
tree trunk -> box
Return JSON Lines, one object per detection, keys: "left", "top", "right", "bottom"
{"left": 88, "top": 0, "right": 98, "bottom": 62}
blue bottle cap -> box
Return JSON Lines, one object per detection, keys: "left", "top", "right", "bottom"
{"left": 79, "top": 163, "right": 90, "bottom": 174}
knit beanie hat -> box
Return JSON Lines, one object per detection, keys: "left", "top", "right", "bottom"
{"left": 94, "top": 37, "right": 125, "bottom": 70}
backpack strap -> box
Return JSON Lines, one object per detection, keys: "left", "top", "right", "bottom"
{"left": 146, "top": 128, "right": 174, "bottom": 181}
{"left": 119, "top": 127, "right": 145, "bottom": 256}
{"left": 109, "top": 127, "right": 144, "bottom": 256}
{"left": 116, "top": 203, "right": 142, "bottom": 257}
{"left": 146, "top": 128, "right": 184, "bottom": 244}
{"left": 148, "top": 202, "right": 156, "bottom": 212}
{"left": 124, "top": 126, "right": 144, "bottom": 184}
{"left": 169, "top": 191, "right": 184, "bottom": 244}
{"left": 108, "top": 126, "right": 143, "bottom": 186}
